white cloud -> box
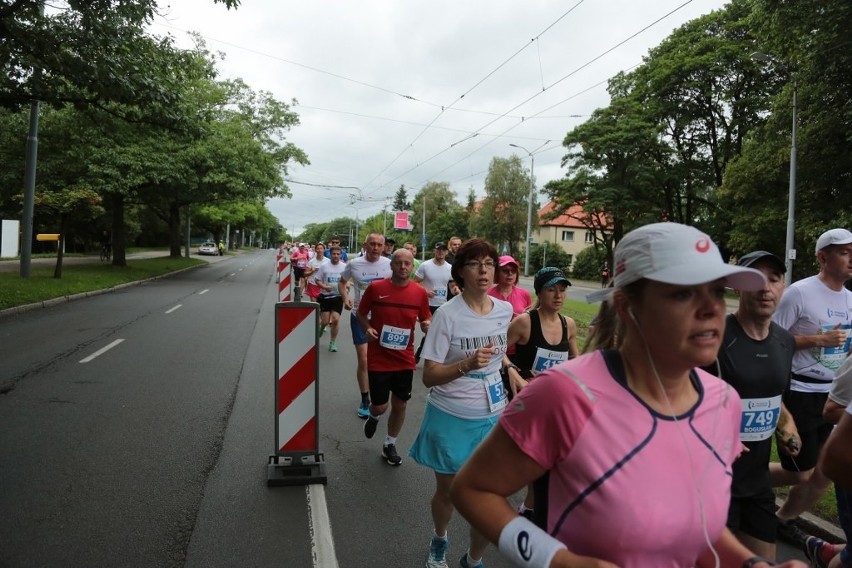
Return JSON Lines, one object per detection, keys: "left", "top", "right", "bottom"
{"left": 152, "top": 0, "right": 728, "bottom": 235}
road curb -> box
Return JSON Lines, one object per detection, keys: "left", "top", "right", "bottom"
{"left": 776, "top": 497, "right": 846, "bottom": 544}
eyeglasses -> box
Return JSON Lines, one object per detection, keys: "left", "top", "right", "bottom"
{"left": 464, "top": 260, "right": 496, "bottom": 270}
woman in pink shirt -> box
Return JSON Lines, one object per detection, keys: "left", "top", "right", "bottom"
{"left": 487, "top": 256, "right": 532, "bottom": 319}
{"left": 451, "top": 223, "right": 807, "bottom": 568}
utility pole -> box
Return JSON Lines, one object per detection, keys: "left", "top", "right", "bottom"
{"left": 20, "top": 2, "right": 45, "bottom": 278}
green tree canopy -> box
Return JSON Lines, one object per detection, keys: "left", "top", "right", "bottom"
{"left": 469, "top": 155, "right": 530, "bottom": 256}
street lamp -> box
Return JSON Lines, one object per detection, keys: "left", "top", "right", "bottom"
{"left": 509, "top": 141, "right": 550, "bottom": 277}
{"left": 752, "top": 52, "right": 797, "bottom": 285}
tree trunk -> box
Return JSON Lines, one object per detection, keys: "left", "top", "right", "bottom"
{"left": 168, "top": 201, "right": 182, "bottom": 258}
{"left": 53, "top": 219, "right": 66, "bottom": 279}
{"left": 112, "top": 194, "right": 126, "bottom": 267}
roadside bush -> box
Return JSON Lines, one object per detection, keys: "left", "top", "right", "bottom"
{"left": 571, "top": 246, "right": 607, "bottom": 281}
{"left": 527, "top": 242, "right": 573, "bottom": 274}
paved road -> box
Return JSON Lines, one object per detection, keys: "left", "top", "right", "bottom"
{"left": 0, "top": 249, "right": 818, "bottom": 566}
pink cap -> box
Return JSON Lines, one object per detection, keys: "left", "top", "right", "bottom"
{"left": 498, "top": 255, "right": 519, "bottom": 268}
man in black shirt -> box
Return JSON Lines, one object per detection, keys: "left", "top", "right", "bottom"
{"left": 706, "top": 251, "right": 799, "bottom": 561}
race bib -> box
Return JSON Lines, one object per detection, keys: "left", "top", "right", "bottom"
{"left": 296, "top": 259, "right": 307, "bottom": 268}
{"left": 325, "top": 275, "right": 340, "bottom": 284}
{"left": 817, "top": 324, "right": 852, "bottom": 371}
{"left": 379, "top": 325, "right": 411, "bottom": 350}
{"left": 532, "top": 347, "right": 570, "bottom": 373}
{"left": 739, "top": 396, "right": 782, "bottom": 442}
{"left": 434, "top": 287, "right": 447, "bottom": 298}
{"left": 469, "top": 371, "right": 508, "bottom": 412}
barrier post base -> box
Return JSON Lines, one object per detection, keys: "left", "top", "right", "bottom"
{"left": 267, "top": 453, "right": 327, "bottom": 486}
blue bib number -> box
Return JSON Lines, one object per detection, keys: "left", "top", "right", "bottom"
{"left": 380, "top": 325, "right": 410, "bottom": 350}
{"left": 740, "top": 396, "right": 781, "bottom": 442}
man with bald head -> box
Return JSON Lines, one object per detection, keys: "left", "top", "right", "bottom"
{"left": 357, "top": 248, "right": 431, "bottom": 466}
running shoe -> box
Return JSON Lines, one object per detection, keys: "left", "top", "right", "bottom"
{"left": 382, "top": 443, "right": 402, "bottom": 466}
{"left": 426, "top": 535, "right": 449, "bottom": 568}
{"left": 804, "top": 536, "right": 833, "bottom": 568}
{"left": 328, "top": 341, "right": 337, "bottom": 352}
{"left": 459, "top": 553, "right": 484, "bottom": 568}
{"left": 319, "top": 324, "right": 326, "bottom": 337}
{"left": 776, "top": 516, "right": 808, "bottom": 546}
{"left": 357, "top": 401, "right": 369, "bottom": 419}
{"left": 364, "top": 416, "right": 378, "bottom": 439}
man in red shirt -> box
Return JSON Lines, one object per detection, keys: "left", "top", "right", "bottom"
{"left": 357, "top": 248, "right": 431, "bottom": 466}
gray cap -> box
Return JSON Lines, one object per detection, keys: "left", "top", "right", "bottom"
{"left": 736, "top": 250, "right": 786, "bottom": 274}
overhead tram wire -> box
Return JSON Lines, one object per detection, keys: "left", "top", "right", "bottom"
{"left": 415, "top": 68, "right": 640, "bottom": 186}
{"left": 371, "top": 1, "right": 697, "bottom": 193}
{"left": 358, "top": 1, "right": 588, "bottom": 196}
{"left": 295, "top": 104, "right": 552, "bottom": 141}
{"left": 156, "top": 19, "right": 574, "bottom": 124}
{"left": 152, "top": 21, "right": 445, "bottom": 110}
{"left": 159, "top": 2, "right": 698, "bottom": 205}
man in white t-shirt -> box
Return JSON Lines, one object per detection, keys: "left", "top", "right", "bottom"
{"left": 338, "top": 232, "right": 392, "bottom": 418}
{"left": 305, "top": 243, "right": 329, "bottom": 302}
{"left": 413, "top": 241, "right": 453, "bottom": 363}
{"left": 315, "top": 246, "right": 347, "bottom": 352}
{"left": 771, "top": 227, "right": 852, "bottom": 544}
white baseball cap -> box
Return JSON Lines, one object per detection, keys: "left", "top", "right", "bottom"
{"left": 613, "top": 222, "right": 766, "bottom": 291}
{"left": 815, "top": 228, "right": 852, "bottom": 254}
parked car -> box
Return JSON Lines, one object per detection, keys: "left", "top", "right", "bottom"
{"left": 198, "top": 242, "right": 218, "bottom": 256}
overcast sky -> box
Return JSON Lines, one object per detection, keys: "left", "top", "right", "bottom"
{"left": 150, "top": 0, "right": 728, "bottom": 236}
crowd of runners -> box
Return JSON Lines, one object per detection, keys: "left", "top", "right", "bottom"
{"left": 275, "top": 225, "right": 852, "bottom": 568}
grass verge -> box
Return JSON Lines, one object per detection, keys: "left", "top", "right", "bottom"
{"left": 771, "top": 443, "right": 839, "bottom": 525}
{"left": 0, "top": 256, "right": 204, "bottom": 311}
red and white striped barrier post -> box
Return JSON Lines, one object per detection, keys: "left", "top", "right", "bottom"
{"left": 268, "top": 301, "right": 326, "bottom": 486}
{"left": 278, "top": 260, "right": 292, "bottom": 302}
{"left": 274, "top": 253, "right": 282, "bottom": 282}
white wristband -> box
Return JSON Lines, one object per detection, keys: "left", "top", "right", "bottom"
{"left": 497, "top": 516, "right": 566, "bottom": 567}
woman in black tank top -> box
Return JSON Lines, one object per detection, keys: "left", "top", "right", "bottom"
{"left": 505, "top": 267, "right": 578, "bottom": 382}
{"left": 501, "top": 266, "right": 579, "bottom": 521}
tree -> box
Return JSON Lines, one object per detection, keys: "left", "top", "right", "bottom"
{"left": 34, "top": 187, "right": 103, "bottom": 278}
{"left": 410, "top": 182, "right": 461, "bottom": 247}
{"left": 720, "top": 0, "right": 852, "bottom": 279}
{"left": 1, "top": 0, "right": 239, "bottom": 125}
{"left": 546, "top": 91, "right": 665, "bottom": 262}
{"left": 469, "top": 156, "right": 530, "bottom": 256}
{"left": 430, "top": 210, "right": 469, "bottom": 247}
{"left": 528, "top": 242, "right": 574, "bottom": 275}
{"left": 545, "top": 0, "right": 774, "bottom": 260}
{"left": 392, "top": 185, "right": 410, "bottom": 212}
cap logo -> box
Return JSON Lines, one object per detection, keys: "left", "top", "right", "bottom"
{"left": 695, "top": 238, "right": 711, "bottom": 254}
{"left": 614, "top": 258, "right": 626, "bottom": 276}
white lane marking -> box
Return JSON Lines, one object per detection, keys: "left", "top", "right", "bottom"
{"left": 306, "top": 484, "right": 339, "bottom": 568}
{"left": 79, "top": 339, "right": 125, "bottom": 363}
{"left": 199, "top": 289, "right": 209, "bottom": 295}
{"left": 165, "top": 304, "right": 182, "bottom": 314}
{"left": 230, "top": 273, "right": 236, "bottom": 277}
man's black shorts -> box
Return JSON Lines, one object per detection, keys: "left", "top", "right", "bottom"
{"left": 727, "top": 491, "right": 777, "bottom": 543}
{"left": 779, "top": 388, "right": 832, "bottom": 472}
{"left": 368, "top": 370, "right": 414, "bottom": 406}
{"left": 318, "top": 295, "right": 343, "bottom": 314}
